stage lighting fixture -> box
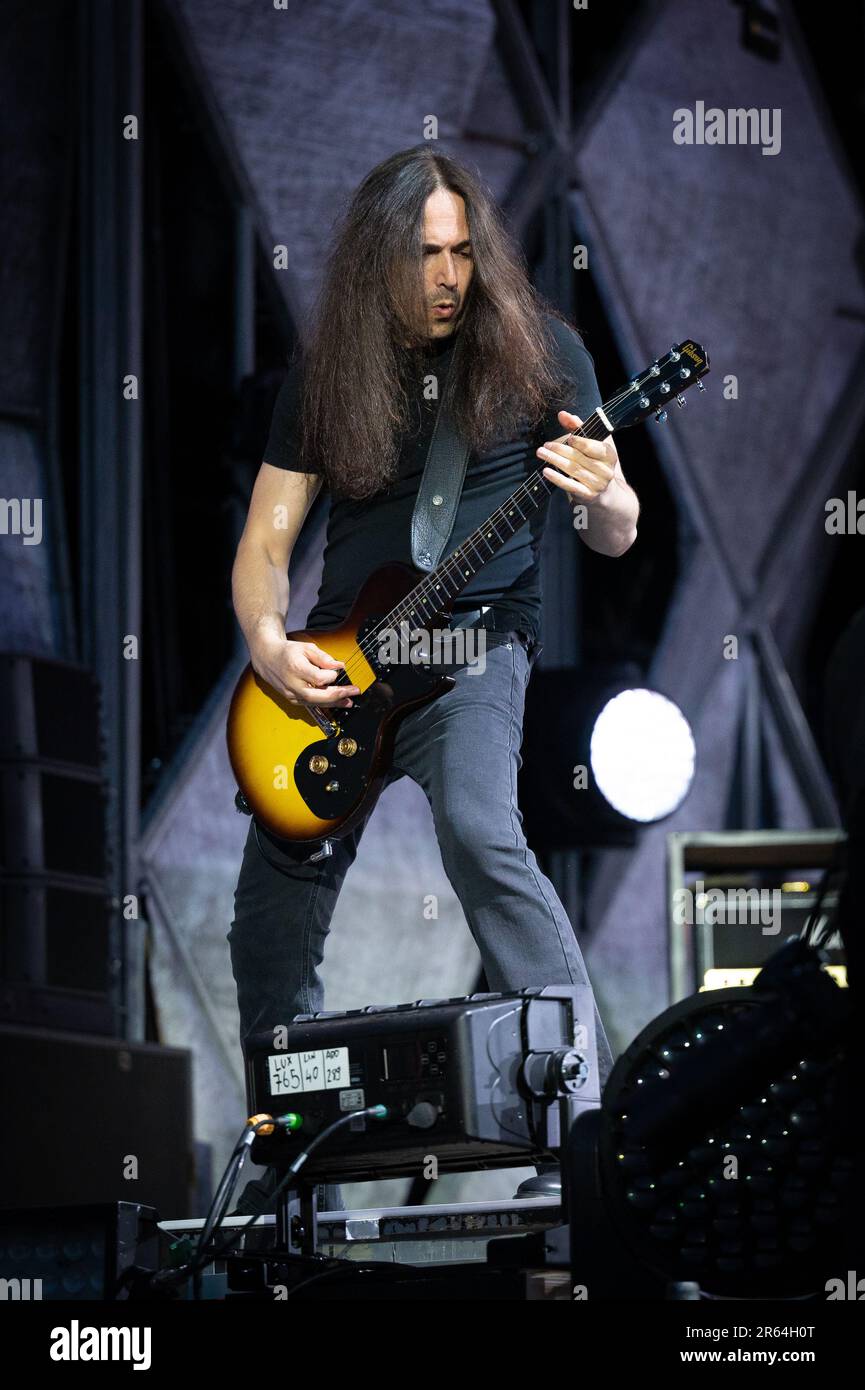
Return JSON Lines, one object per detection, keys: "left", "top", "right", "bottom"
{"left": 589, "top": 688, "right": 695, "bottom": 823}
{"left": 520, "top": 668, "right": 695, "bottom": 850}
{"left": 245, "top": 986, "right": 600, "bottom": 1186}
{"left": 595, "top": 947, "right": 853, "bottom": 1298}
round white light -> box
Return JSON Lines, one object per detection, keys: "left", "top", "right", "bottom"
{"left": 589, "top": 688, "right": 695, "bottom": 822}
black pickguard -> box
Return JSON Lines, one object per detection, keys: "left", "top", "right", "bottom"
{"left": 293, "top": 617, "right": 452, "bottom": 820}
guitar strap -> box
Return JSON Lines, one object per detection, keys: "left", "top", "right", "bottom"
{"left": 410, "top": 370, "right": 471, "bottom": 572}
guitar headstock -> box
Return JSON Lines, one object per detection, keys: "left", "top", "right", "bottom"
{"left": 603, "top": 341, "right": 710, "bottom": 431}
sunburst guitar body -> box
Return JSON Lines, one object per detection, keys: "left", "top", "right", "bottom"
{"left": 227, "top": 564, "right": 455, "bottom": 844}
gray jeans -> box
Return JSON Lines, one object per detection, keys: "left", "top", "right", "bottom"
{"left": 228, "top": 634, "right": 614, "bottom": 1091}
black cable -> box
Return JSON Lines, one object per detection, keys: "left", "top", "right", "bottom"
{"left": 253, "top": 819, "right": 332, "bottom": 876}
{"left": 143, "top": 1117, "right": 278, "bottom": 1297}
{"left": 253, "top": 819, "right": 306, "bottom": 874}
{"left": 192, "top": 1147, "right": 249, "bottom": 1297}
{"left": 200, "top": 1108, "right": 385, "bottom": 1268}
{"left": 154, "top": 1107, "right": 388, "bottom": 1293}
{"left": 193, "top": 1135, "right": 254, "bottom": 1276}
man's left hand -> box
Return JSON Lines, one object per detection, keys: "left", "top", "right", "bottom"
{"left": 536, "top": 410, "right": 618, "bottom": 502}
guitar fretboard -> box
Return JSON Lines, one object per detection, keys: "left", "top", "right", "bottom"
{"left": 379, "top": 406, "right": 611, "bottom": 634}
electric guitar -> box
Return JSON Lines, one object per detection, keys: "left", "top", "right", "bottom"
{"left": 227, "top": 340, "right": 710, "bottom": 845}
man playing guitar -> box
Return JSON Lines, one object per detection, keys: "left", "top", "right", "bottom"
{"left": 228, "top": 145, "right": 639, "bottom": 1204}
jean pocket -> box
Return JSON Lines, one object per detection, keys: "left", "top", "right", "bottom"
{"left": 508, "top": 632, "right": 532, "bottom": 687}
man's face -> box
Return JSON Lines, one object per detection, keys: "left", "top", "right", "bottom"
{"left": 421, "top": 188, "right": 473, "bottom": 338}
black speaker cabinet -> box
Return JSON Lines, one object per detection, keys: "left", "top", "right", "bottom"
{"left": 0, "top": 1026, "right": 195, "bottom": 1219}
{"left": 0, "top": 654, "right": 115, "bottom": 1033}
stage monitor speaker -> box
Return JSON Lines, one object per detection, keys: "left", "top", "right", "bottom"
{"left": 0, "top": 654, "right": 115, "bottom": 1033}
{"left": 0, "top": 1026, "right": 196, "bottom": 1219}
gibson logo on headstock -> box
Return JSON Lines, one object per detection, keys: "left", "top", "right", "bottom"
{"left": 679, "top": 342, "right": 704, "bottom": 366}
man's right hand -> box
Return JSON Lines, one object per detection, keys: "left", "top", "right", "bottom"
{"left": 250, "top": 634, "right": 360, "bottom": 708}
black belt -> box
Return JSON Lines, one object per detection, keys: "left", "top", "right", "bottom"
{"left": 449, "top": 605, "right": 539, "bottom": 658}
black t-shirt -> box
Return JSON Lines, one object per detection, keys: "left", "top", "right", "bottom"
{"left": 263, "top": 313, "right": 603, "bottom": 643}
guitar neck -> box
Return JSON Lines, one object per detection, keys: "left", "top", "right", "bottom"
{"left": 367, "top": 331, "right": 711, "bottom": 638}
{"left": 388, "top": 405, "right": 614, "bottom": 629}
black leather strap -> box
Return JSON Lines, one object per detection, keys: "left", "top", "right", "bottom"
{"left": 410, "top": 376, "right": 470, "bottom": 572}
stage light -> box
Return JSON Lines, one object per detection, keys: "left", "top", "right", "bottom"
{"left": 593, "top": 944, "right": 853, "bottom": 1298}
{"left": 589, "top": 689, "right": 695, "bottom": 822}
{"left": 521, "top": 670, "right": 694, "bottom": 849}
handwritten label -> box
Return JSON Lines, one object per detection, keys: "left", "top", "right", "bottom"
{"left": 268, "top": 1046, "right": 350, "bottom": 1096}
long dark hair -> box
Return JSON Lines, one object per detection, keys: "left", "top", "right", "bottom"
{"left": 297, "top": 145, "right": 575, "bottom": 500}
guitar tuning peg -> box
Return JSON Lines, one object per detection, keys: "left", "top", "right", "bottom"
{"left": 655, "top": 409, "right": 668, "bottom": 423}
{"left": 697, "top": 380, "right": 706, "bottom": 391}
{"left": 676, "top": 394, "right": 686, "bottom": 408}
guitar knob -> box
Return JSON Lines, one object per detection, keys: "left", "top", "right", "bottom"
{"left": 655, "top": 410, "right": 668, "bottom": 423}
{"left": 309, "top": 754, "right": 329, "bottom": 774}
{"left": 337, "top": 737, "right": 358, "bottom": 757}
